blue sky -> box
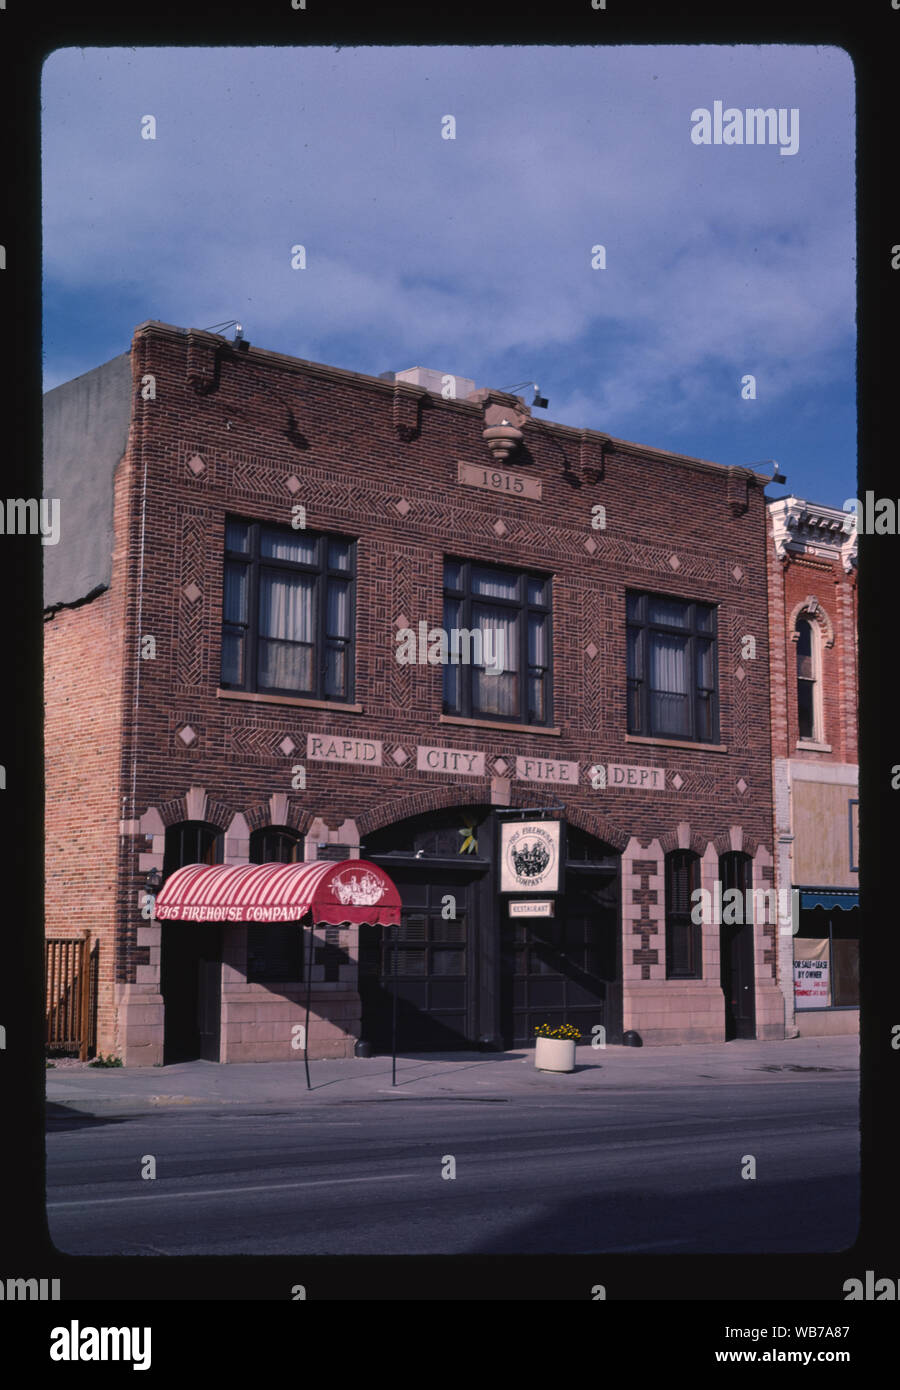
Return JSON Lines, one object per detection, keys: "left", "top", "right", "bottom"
{"left": 41, "top": 45, "right": 856, "bottom": 508}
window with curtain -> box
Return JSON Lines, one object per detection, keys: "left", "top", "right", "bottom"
{"left": 627, "top": 592, "right": 718, "bottom": 742}
{"left": 246, "top": 827, "right": 303, "bottom": 982}
{"left": 443, "top": 559, "right": 552, "bottom": 725}
{"left": 665, "top": 850, "right": 702, "bottom": 979}
{"left": 221, "top": 519, "right": 355, "bottom": 701}
{"left": 795, "top": 617, "right": 817, "bottom": 740}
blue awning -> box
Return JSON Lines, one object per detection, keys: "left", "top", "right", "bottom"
{"left": 799, "top": 889, "right": 859, "bottom": 912}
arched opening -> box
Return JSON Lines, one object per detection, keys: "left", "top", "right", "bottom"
{"left": 718, "top": 850, "right": 756, "bottom": 1040}
{"left": 160, "top": 820, "right": 226, "bottom": 1064}
{"left": 358, "top": 810, "right": 622, "bottom": 1052}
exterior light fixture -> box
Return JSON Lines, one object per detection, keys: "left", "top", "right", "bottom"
{"left": 145, "top": 866, "right": 162, "bottom": 892}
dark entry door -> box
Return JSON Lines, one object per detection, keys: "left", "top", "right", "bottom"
{"left": 161, "top": 924, "right": 222, "bottom": 1063}
{"left": 501, "top": 872, "right": 621, "bottom": 1047}
{"left": 721, "top": 920, "right": 755, "bottom": 1040}
{"left": 359, "top": 870, "right": 476, "bottom": 1051}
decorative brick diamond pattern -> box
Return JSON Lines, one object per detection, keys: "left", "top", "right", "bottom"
{"left": 286, "top": 474, "right": 302, "bottom": 494}
{"left": 492, "top": 757, "right": 509, "bottom": 776}
{"left": 279, "top": 736, "right": 297, "bottom": 756}
{"left": 177, "top": 724, "right": 197, "bottom": 746}
{"left": 177, "top": 515, "right": 205, "bottom": 685}
{"left": 585, "top": 642, "right": 599, "bottom": 660}
{"left": 668, "top": 553, "right": 681, "bottom": 572}
{"left": 671, "top": 773, "right": 684, "bottom": 790}
{"left": 395, "top": 498, "right": 411, "bottom": 517}
{"left": 493, "top": 519, "right": 508, "bottom": 538}
{"left": 227, "top": 722, "right": 303, "bottom": 761}
{"left": 187, "top": 454, "right": 206, "bottom": 476}
{"left": 732, "top": 564, "right": 744, "bottom": 582}
{"left": 735, "top": 666, "right": 746, "bottom": 682}
{"left": 736, "top": 777, "right": 748, "bottom": 794}
{"left": 391, "top": 745, "right": 409, "bottom": 766}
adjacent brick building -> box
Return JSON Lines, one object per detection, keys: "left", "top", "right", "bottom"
{"left": 44, "top": 319, "right": 788, "bottom": 1064}
{"left": 767, "top": 496, "right": 859, "bottom": 1036}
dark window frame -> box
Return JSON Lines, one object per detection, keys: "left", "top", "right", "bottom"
{"left": 442, "top": 557, "right": 553, "bottom": 726}
{"left": 221, "top": 517, "right": 356, "bottom": 702}
{"left": 627, "top": 590, "right": 719, "bottom": 743}
{"left": 795, "top": 616, "right": 817, "bottom": 741}
{"left": 665, "top": 849, "right": 703, "bottom": 980}
{"left": 247, "top": 826, "right": 304, "bottom": 983}
{"left": 162, "top": 820, "right": 224, "bottom": 881}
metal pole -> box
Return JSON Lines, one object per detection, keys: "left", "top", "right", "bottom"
{"left": 391, "top": 922, "right": 398, "bottom": 1088}
{"left": 304, "top": 915, "right": 314, "bottom": 1091}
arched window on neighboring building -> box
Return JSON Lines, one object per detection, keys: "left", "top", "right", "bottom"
{"left": 162, "top": 821, "right": 224, "bottom": 880}
{"left": 665, "top": 850, "right": 702, "bottom": 980}
{"left": 247, "top": 827, "right": 303, "bottom": 983}
{"left": 795, "top": 616, "right": 819, "bottom": 742}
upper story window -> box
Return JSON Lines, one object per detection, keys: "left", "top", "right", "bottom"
{"left": 795, "top": 617, "right": 818, "bottom": 741}
{"left": 627, "top": 592, "right": 719, "bottom": 743}
{"left": 221, "top": 519, "right": 355, "bottom": 702}
{"left": 442, "top": 558, "right": 552, "bottom": 725}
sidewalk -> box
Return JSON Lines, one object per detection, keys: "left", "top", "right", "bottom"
{"left": 46, "top": 1035, "right": 859, "bottom": 1113}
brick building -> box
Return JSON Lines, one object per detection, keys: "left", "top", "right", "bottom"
{"left": 44, "top": 319, "right": 788, "bottom": 1064}
{"left": 767, "top": 497, "right": 859, "bottom": 1036}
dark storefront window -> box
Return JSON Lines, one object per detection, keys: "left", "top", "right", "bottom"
{"left": 666, "top": 850, "right": 702, "bottom": 979}
{"left": 247, "top": 827, "right": 303, "bottom": 983}
{"left": 162, "top": 821, "right": 224, "bottom": 879}
{"left": 442, "top": 558, "right": 552, "bottom": 725}
{"left": 795, "top": 907, "right": 859, "bottom": 1009}
{"left": 221, "top": 518, "right": 356, "bottom": 702}
{"left": 627, "top": 592, "right": 719, "bottom": 742}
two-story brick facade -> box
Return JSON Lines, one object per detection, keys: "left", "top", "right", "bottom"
{"left": 767, "top": 497, "right": 859, "bottom": 1037}
{"left": 44, "top": 320, "right": 787, "bottom": 1064}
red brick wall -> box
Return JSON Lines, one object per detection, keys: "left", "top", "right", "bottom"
{"left": 44, "top": 451, "right": 134, "bottom": 1053}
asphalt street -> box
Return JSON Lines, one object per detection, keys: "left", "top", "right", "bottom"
{"left": 46, "top": 1040, "right": 859, "bottom": 1256}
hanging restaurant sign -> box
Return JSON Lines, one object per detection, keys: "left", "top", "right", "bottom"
{"left": 500, "top": 820, "right": 562, "bottom": 894}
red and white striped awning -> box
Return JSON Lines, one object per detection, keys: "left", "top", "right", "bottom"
{"left": 154, "top": 858, "right": 402, "bottom": 925}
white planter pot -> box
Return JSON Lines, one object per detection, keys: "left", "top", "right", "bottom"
{"left": 535, "top": 1036, "right": 576, "bottom": 1073}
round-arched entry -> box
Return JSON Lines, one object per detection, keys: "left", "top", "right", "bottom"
{"left": 359, "top": 809, "right": 622, "bottom": 1053}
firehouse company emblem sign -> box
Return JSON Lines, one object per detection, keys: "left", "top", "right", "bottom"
{"left": 500, "top": 821, "right": 562, "bottom": 894}
{"left": 329, "top": 869, "right": 387, "bottom": 907}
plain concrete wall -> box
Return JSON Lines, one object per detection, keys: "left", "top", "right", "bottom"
{"left": 42, "top": 352, "right": 133, "bottom": 607}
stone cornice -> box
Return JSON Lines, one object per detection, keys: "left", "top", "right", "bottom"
{"left": 769, "top": 495, "right": 857, "bottom": 573}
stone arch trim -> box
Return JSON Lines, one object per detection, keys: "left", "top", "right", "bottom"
{"left": 788, "top": 596, "right": 835, "bottom": 648}
{"left": 243, "top": 800, "right": 310, "bottom": 835}
{"left": 712, "top": 830, "right": 763, "bottom": 860}
{"left": 155, "top": 794, "right": 236, "bottom": 832}
{"left": 657, "top": 825, "right": 707, "bottom": 858}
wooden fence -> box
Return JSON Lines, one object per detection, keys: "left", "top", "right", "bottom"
{"left": 45, "top": 934, "right": 97, "bottom": 1059}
